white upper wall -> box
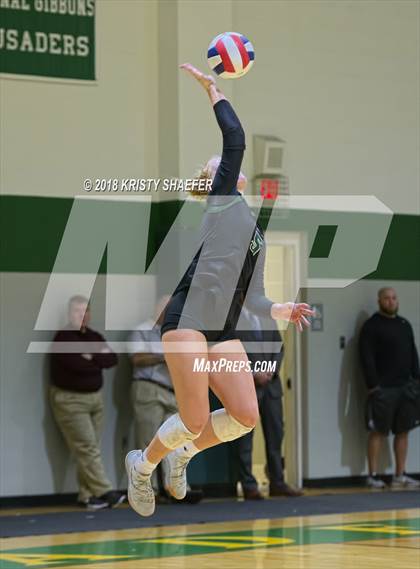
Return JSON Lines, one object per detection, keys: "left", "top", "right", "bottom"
{"left": 0, "top": 0, "right": 157, "bottom": 198}
{"left": 232, "top": 0, "right": 419, "bottom": 215}
{"left": 178, "top": 0, "right": 419, "bottom": 215}
{"left": 2, "top": 0, "right": 418, "bottom": 215}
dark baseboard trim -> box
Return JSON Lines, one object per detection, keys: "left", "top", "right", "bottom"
{"left": 2, "top": 476, "right": 419, "bottom": 508}
{"left": 191, "top": 483, "right": 236, "bottom": 498}
{"left": 0, "top": 484, "right": 237, "bottom": 509}
{"left": 0, "top": 493, "right": 79, "bottom": 509}
{"left": 303, "top": 473, "right": 420, "bottom": 488}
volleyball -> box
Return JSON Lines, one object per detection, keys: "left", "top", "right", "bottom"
{"left": 207, "top": 32, "right": 255, "bottom": 79}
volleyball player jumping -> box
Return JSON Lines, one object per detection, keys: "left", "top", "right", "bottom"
{"left": 125, "top": 64, "right": 314, "bottom": 516}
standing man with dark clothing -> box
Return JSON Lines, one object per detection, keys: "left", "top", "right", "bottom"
{"left": 50, "top": 295, "right": 125, "bottom": 509}
{"left": 359, "top": 287, "right": 420, "bottom": 489}
{"left": 235, "top": 307, "right": 303, "bottom": 499}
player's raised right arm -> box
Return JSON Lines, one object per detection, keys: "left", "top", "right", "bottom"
{"left": 180, "top": 63, "right": 245, "bottom": 196}
{"left": 179, "top": 63, "right": 226, "bottom": 104}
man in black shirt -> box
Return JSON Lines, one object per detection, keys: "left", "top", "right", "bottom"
{"left": 50, "top": 295, "right": 125, "bottom": 509}
{"left": 359, "top": 287, "right": 420, "bottom": 489}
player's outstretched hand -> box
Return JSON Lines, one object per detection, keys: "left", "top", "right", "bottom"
{"left": 271, "top": 302, "right": 315, "bottom": 332}
{"left": 180, "top": 63, "right": 216, "bottom": 91}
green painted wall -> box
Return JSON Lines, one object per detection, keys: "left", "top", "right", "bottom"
{"left": 1, "top": 196, "right": 419, "bottom": 280}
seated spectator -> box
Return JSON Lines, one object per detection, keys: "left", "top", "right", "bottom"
{"left": 234, "top": 306, "right": 303, "bottom": 499}
{"left": 127, "top": 295, "right": 203, "bottom": 504}
{"left": 50, "top": 295, "right": 125, "bottom": 509}
{"left": 359, "top": 287, "right": 420, "bottom": 489}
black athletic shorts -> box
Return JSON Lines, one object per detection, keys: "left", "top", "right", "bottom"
{"left": 365, "top": 380, "right": 420, "bottom": 435}
{"left": 161, "top": 290, "right": 238, "bottom": 344}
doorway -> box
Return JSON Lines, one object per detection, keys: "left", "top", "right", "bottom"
{"left": 251, "top": 231, "right": 305, "bottom": 489}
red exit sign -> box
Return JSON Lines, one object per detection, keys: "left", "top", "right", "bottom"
{"left": 259, "top": 178, "right": 280, "bottom": 199}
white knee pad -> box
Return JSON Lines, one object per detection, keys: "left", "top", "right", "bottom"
{"left": 157, "top": 413, "right": 200, "bottom": 450}
{"left": 211, "top": 408, "right": 253, "bottom": 442}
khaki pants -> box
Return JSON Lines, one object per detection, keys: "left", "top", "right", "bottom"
{"left": 131, "top": 380, "right": 178, "bottom": 493}
{"left": 50, "top": 386, "right": 113, "bottom": 502}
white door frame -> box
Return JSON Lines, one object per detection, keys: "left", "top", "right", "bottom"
{"left": 265, "top": 230, "right": 307, "bottom": 488}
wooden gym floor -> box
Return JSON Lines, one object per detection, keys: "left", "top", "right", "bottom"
{"left": 1, "top": 503, "right": 419, "bottom": 569}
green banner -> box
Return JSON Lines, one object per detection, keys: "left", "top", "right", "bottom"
{"left": 0, "top": 0, "right": 95, "bottom": 80}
